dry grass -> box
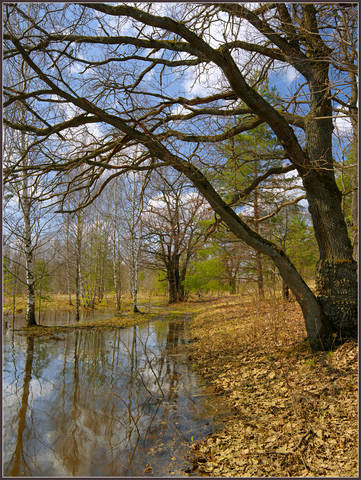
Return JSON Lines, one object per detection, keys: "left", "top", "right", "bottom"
{"left": 3, "top": 293, "right": 172, "bottom": 317}
{"left": 188, "top": 296, "right": 358, "bottom": 477}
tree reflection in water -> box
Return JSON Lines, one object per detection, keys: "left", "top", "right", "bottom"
{"left": 7, "top": 336, "right": 34, "bottom": 476}
{"left": 3, "top": 318, "right": 218, "bottom": 476}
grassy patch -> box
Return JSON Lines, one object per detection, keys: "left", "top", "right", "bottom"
{"left": 187, "top": 296, "right": 358, "bottom": 477}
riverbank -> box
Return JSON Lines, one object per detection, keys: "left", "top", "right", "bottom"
{"left": 187, "top": 297, "right": 358, "bottom": 477}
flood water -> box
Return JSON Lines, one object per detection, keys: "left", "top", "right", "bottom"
{"left": 4, "top": 309, "right": 119, "bottom": 329}
{"left": 3, "top": 314, "right": 221, "bottom": 476}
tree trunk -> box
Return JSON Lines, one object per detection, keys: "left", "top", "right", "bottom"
{"left": 23, "top": 193, "right": 36, "bottom": 327}
{"left": 255, "top": 253, "right": 265, "bottom": 301}
{"left": 167, "top": 258, "right": 178, "bottom": 304}
{"left": 65, "top": 211, "right": 72, "bottom": 306}
{"left": 12, "top": 261, "right": 19, "bottom": 327}
{"left": 112, "top": 187, "right": 122, "bottom": 311}
{"left": 253, "top": 156, "right": 265, "bottom": 301}
{"left": 167, "top": 254, "right": 184, "bottom": 303}
{"left": 228, "top": 277, "right": 237, "bottom": 294}
{"left": 176, "top": 254, "right": 185, "bottom": 302}
{"left": 130, "top": 172, "right": 142, "bottom": 313}
{"left": 20, "top": 122, "right": 36, "bottom": 327}
{"left": 75, "top": 212, "right": 82, "bottom": 322}
{"left": 168, "top": 269, "right": 177, "bottom": 304}
{"left": 350, "top": 117, "right": 358, "bottom": 262}
{"left": 282, "top": 280, "right": 289, "bottom": 301}
{"left": 303, "top": 79, "right": 357, "bottom": 340}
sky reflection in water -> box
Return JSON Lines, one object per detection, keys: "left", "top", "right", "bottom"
{"left": 3, "top": 316, "right": 220, "bottom": 476}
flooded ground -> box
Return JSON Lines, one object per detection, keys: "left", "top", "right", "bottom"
{"left": 3, "top": 314, "right": 222, "bottom": 476}
{"left": 4, "top": 309, "right": 119, "bottom": 329}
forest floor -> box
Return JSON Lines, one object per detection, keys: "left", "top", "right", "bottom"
{"left": 187, "top": 296, "right": 358, "bottom": 477}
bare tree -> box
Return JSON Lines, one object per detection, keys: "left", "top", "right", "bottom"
{"left": 143, "top": 172, "right": 209, "bottom": 303}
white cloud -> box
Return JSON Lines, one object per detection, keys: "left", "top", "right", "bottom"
{"left": 284, "top": 65, "right": 300, "bottom": 84}
{"left": 334, "top": 116, "right": 352, "bottom": 135}
{"left": 183, "top": 63, "right": 224, "bottom": 97}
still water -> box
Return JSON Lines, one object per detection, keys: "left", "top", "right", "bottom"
{"left": 3, "top": 315, "right": 220, "bottom": 476}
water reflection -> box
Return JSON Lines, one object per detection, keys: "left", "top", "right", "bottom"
{"left": 3, "top": 318, "right": 219, "bottom": 476}
{"left": 7, "top": 336, "right": 34, "bottom": 476}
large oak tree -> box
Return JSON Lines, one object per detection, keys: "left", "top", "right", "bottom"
{"left": 3, "top": 3, "right": 357, "bottom": 350}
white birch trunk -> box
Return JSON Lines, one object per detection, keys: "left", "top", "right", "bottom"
{"left": 130, "top": 172, "right": 141, "bottom": 313}
{"left": 20, "top": 126, "right": 36, "bottom": 327}
{"left": 112, "top": 183, "right": 122, "bottom": 310}
{"left": 75, "top": 211, "right": 83, "bottom": 322}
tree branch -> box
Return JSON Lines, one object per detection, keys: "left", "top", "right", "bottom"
{"left": 229, "top": 164, "right": 297, "bottom": 206}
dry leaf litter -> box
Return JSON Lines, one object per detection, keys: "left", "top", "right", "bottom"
{"left": 187, "top": 297, "right": 358, "bottom": 477}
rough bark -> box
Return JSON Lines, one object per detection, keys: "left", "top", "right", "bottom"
{"left": 302, "top": 72, "right": 357, "bottom": 340}
{"left": 350, "top": 118, "right": 358, "bottom": 261}
{"left": 282, "top": 280, "right": 290, "bottom": 301}
{"left": 167, "top": 254, "right": 184, "bottom": 303}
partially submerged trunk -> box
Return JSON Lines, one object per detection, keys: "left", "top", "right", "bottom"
{"left": 112, "top": 183, "right": 122, "bottom": 311}
{"left": 20, "top": 122, "right": 36, "bottom": 327}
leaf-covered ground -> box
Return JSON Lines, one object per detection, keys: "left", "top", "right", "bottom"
{"left": 188, "top": 297, "right": 358, "bottom": 477}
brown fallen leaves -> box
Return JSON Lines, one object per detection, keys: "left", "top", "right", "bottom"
{"left": 188, "top": 297, "right": 358, "bottom": 477}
